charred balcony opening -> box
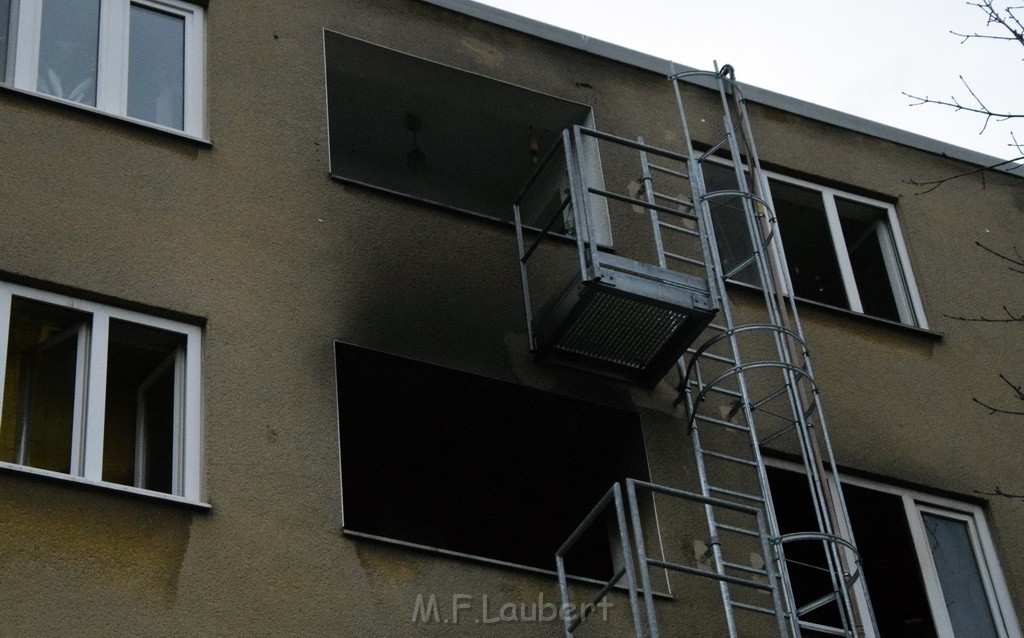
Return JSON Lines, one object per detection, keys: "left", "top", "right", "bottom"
{"left": 514, "top": 127, "right": 717, "bottom": 386}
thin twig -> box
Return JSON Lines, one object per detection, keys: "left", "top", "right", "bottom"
{"left": 972, "top": 397, "right": 1024, "bottom": 415}
{"left": 1000, "top": 373, "right": 1024, "bottom": 402}
{"left": 904, "top": 154, "right": 1024, "bottom": 194}
{"left": 975, "top": 486, "right": 1024, "bottom": 499}
{"left": 976, "top": 241, "right": 1024, "bottom": 274}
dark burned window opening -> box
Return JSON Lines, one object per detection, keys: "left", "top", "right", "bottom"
{"left": 335, "top": 342, "right": 650, "bottom": 580}
{"left": 324, "top": 31, "right": 595, "bottom": 229}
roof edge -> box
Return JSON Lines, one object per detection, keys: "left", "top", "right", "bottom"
{"left": 421, "top": 0, "right": 1023, "bottom": 176}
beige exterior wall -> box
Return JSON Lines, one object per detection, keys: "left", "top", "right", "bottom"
{"left": 0, "top": 0, "right": 1020, "bottom": 635}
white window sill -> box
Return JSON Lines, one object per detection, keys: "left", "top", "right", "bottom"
{"left": 0, "top": 461, "right": 211, "bottom": 510}
{"left": 0, "top": 83, "right": 211, "bottom": 146}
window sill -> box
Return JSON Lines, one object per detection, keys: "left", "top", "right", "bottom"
{"left": 724, "top": 279, "right": 944, "bottom": 341}
{"left": 0, "top": 83, "right": 211, "bottom": 146}
{"left": 343, "top": 528, "right": 673, "bottom": 599}
{"left": 0, "top": 461, "right": 211, "bottom": 511}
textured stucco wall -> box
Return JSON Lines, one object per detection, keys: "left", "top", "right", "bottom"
{"left": 0, "top": 0, "right": 1021, "bottom": 635}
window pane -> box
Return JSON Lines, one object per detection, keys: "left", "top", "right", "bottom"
{"left": 922, "top": 513, "right": 1000, "bottom": 638}
{"left": 0, "top": 298, "right": 89, "bottom": 473}
{"left": 770, "top": 179, "right": 848, "bottom": 308}
{"left": 102, "top": 319, "right": 184, "bottom": 494}
{"left": 0, "top": 0, "right": 11, "bottom": 79}
{"left": 127, "top": 4, "right": 185, "bottom": 130}
{"left": 767, "top": 467, "right": 939, "bottom": 635}
{"left": 37, "top": 0, "right": 100, "bottom": 105}
{"left": 836, "top": 198, "right": 901, "bottom": 322}
{"left": 703, "top": 162, "right": 759, "bottom": 285}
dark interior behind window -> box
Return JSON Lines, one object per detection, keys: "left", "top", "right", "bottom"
{"left": 325, "top": 31, "right": 592, "bottom": 225}
{"left": 769, "top": 179, "right": 848, "bottom": 309}
{"left": 336, "top": 342, "right": 648, "bottom": 579}
{"left": 767, "top": 467, "right": 938, "bottom": 636}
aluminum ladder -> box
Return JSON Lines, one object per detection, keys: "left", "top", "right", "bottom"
{"left": 667, "top": 64, "right": 871, "bottom": 637}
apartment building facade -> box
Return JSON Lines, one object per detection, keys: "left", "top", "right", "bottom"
{"left": 0, "top": 0, "right": 1021, "bottom": 635}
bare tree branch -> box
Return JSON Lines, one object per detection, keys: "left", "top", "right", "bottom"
{"left": 977, "top": 241, "right": 1024, "bottom": 273}
{"left": 963, "top": 1, "right": 1024, "bottom": 47}
{"left": 904, "top": 76, "right": 1023, "bottom": 136}
{"left": 975, "top": 486, "right": 1024, "bottom": 499}
{"left": 905, "top": 154, "right": 1024, "bottom": 194}
{"left": 972, "top": 375, "right": 1024, "bottom": 415}
{"left": 1000, "top": 372, "right": 1024, "bottom": 401}
{"left": 945, "top": 308, "right": 1024, "bottom": 322}
{"left": 904, "top": 2, "right": 1024, "bottom": 192}
{"left": 972, "top": 397, "right": 1024, "bottom": 415}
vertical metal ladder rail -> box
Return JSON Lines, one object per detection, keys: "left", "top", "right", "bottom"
{"left": 634, "top": 136, "right": 793, "bottom": 636}
{"left": 668, "top": 64, "right": 870, "bottom": 637}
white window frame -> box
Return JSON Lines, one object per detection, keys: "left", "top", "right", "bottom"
{"left": 768, "top": 459, "right": 1022, "bottom": 637}
{"left": 0, "top": 281, "right": 204, "bottom": 504}
{"left": 701, "top": 155, "right": 927, "bottom": 328}
{"left": 760, "top": 170, "right": 928, "bottom": 328}
{"left": 4, "top": 0, "right": 205, "bottom": 137}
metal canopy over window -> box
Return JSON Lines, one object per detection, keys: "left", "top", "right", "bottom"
{"left": 514, "top": 126, "right": 718, "bottom": 386}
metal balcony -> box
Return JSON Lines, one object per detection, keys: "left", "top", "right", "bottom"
{"left": 513, "top": 127, "right": 717, "bottom": 386}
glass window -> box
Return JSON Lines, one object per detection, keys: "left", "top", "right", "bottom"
{"left": 0, "top": 0, "right": 11, "bottom": 79}
{"left": 768, "top": 465, "right": 1020, "bottom": 637}
{"left": 836, "top": 197, "right": 902, "bottom": 321}
{"left": 770, "top": 178, "right": 849, "bottom": 309}
{"left": 36, "top": 0, "right": 100, "bottom": 105}
{"left": 701, "top": 162, "right": 759, "bottom": 285}
{"left": 127, "top": 4, "right": 184, "bottom": 130}
{"left": 5, "top": 0, "right": 204, "bottom": 136}
{"left": 701, "top": 158, "right": 925, "bottom": 327}
{"left": 0, "top": 282, "right": 203, "bottom": 502}
{"left": 0, "top": 297, "right": 89, "bottom": 473}
{"left": 922, "top": 512, "right": 1001, "bottom": 637}
{"left": 102, "top": 319, "right": 185, "bottom": 494}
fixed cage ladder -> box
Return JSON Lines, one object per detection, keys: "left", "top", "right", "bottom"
{"left": 670, "top": 64, "right": 872, "bottom": 637}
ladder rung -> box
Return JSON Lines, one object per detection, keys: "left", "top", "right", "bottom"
{"left": 730, "top": 600, "right": 778, "bottom": 616}
{"left": 693, "top": 351, "right": 736, "bottom": 365}
{"left": 652, "top": 192, "right": 694, "bottom": 209}
{"left": 694, "top": 413, "right": 749, "bottom": 432}
{"left": 708, "top": 486, "right": 765, "bottom": 503}
{"left": 723, "top": 561, "right": 769, "bottom": 577}
{"left": 689, "top": 382, "right": 743, "bottom": 399}
{"left": 704, "top": 450, "right": 758, "bottom": 467}
{"left": 797, "top": 621, "right": 848, "bottom": 636}
{"left": 645, "top": 558, "right": 772, "bottom": 592}
{"left": 649, "top": 162, "right": 689, "bottom": 179}
{"left": 715, "top": 523, "right": 760, "bottom": 538}
{"left": 657, "top": 220, "right": 698, "bottom": 236}
{"left": 664, "top": 251, "right": 705, "bottom": 267}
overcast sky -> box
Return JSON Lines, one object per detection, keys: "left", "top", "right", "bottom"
{"left": 473, "top": 0, "right": 1022, "bottom": 163}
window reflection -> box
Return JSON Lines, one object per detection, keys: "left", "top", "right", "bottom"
{"left": 37, "top": 0, "right": 100, "bottom": 105}
{"left": 0, "top": 297, "right": 89, "bottom": 473}
{"left": 127, "top": 4, "right": 185, "bottom": 129}
{"left": 923, "top": 513, "right": 1000, "bottom": 637}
